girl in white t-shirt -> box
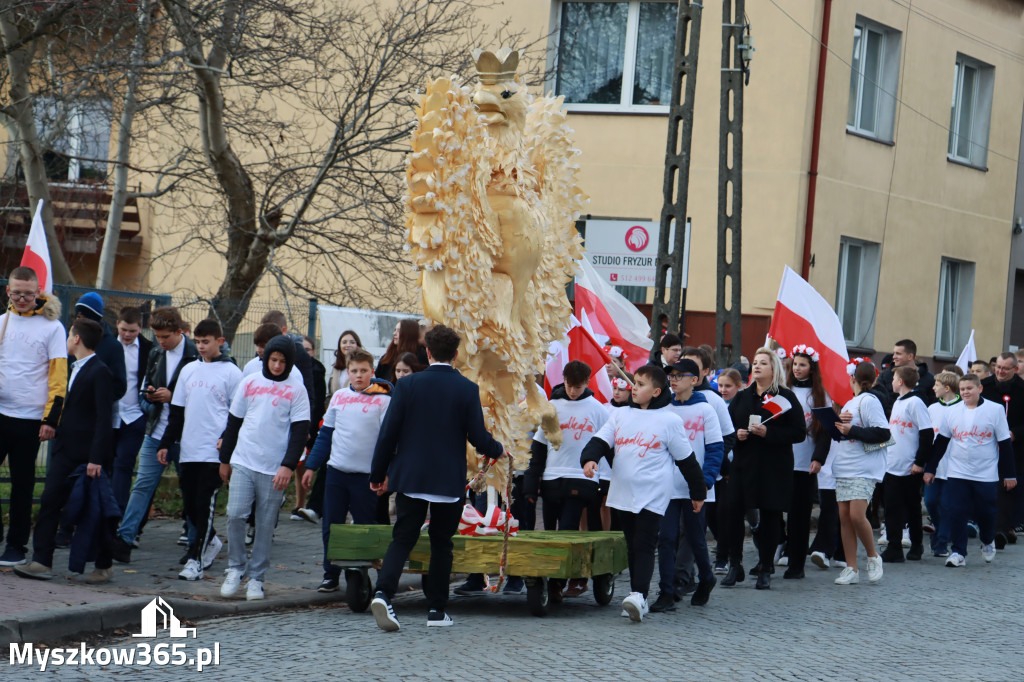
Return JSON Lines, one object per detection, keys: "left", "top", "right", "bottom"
{"left": 831, "top": 359, "right": 890, "bottom": 585}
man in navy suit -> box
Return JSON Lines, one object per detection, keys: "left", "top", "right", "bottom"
{"left": 369, "top": 324, "right": 505, "bottom": 631}
{"left": 14, "top": 318, "right": 116, "bottom": 583}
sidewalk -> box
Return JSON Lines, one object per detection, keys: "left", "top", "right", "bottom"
{"left": 0, "top": 513, "right": 419, "bottom": 647}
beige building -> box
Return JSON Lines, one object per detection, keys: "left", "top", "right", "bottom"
{"left": 3, "top": 0, "right": 1023, "bottom": 366}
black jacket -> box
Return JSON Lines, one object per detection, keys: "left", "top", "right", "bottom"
{"left": 140, "top": 335, "right": 199, "bottom": 436}
{"left": 878, "top": 362, "right": 936, "bottom": 415}
{"left": 982, "top": 374, "right": 1024, "bottom": 456}
{"left": 94, "top": 321, "right": 127, "bottom": 402}
{"left": 370, "top": 364, "right": 503, "bottom": 499}
{"left": 308, "top": 356, "right": 327, "bottom": 449}
{"left": 727, "top": 384, "right": 806, "bottom": 511}
{"left": 56, "top": 355, "right": 116, "bottom": 466}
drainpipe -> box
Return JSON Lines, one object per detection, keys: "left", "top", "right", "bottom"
{"left": 801, "top": 0, "right": 832, "bottom": 279}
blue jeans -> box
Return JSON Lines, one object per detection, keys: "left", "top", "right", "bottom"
{"left": 226, "top": 464, "right": 283, "bottom": 582}
{"left": 945, "top": 477, "right": 997, "bottom": 557}
{"left": 321, "top": 468, "right": 378, "bottom": 580}
{"left": 659, "top": 498, "right": 712, "bottom": 595}
{"left": 117, "top": 435, "right": 178, "bottom": 543}
{"left": 111, "top": 415, "right": 148, "bottom": 512}
{"left": 923, "top": 478, "right": 949, "bottom": 553}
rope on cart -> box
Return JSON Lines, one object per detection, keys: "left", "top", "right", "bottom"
{"left": 488, "top": 455, "right": 514, "bottom": 593}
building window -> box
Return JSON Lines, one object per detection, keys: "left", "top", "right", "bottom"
{"left": 614, "top": 285, "right": 646, "bottom": 303}
{"left": 553, "top": 1, "right": 677, "bottom": 113}
{"left": 935, "top": 258, "right": 975, "bottom": 356}
{"left": 948, "top": 54, "right": 994, "bottom": 168}
{"left": 835, "top": 237, "right": 881, "bottom": 348}
{"left": 846, "top": 17, "right": 901, "bottom": 142}
{"left": 34, "top": 98, "right": 112, "bottom": 182}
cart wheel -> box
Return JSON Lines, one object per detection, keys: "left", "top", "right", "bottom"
{"left": 344, "top": 568, "right": 372, "bottom": 613}
{"left": 592, "top": 574, "right": 614, "bottom": 606}
{"left": 526, "top": 578, "right": 549, "bottom": 617}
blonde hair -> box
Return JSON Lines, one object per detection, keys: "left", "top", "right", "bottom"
{"left": 753, "top": 347, "right": 785, "bottom": 394}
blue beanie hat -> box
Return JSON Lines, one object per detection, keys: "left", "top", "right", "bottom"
{"left": 75, "top": 292, "right": 104, "bottom": 321}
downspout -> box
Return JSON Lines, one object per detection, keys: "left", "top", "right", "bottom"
{"left": 801, "top": 0, "right": 832, "bottom": 279}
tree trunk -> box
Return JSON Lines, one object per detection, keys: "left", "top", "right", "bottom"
{"left": 0, "top": 11, "right": 74, "bottom": 285}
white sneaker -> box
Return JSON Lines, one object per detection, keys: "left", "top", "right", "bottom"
{"left": 810, "top": 551, "right": 829, "bottom": 570}
{"left": 777, "top": 556, "right": 789, "bottom": 567}
{"left": 246, "top": 579, "right": 264, "bottom": 600}
{"left": 773, "top": 544, "right": 786, "bottom": 565}
{"left": 220, "top": 568, "right": 243, "bottom": 597}
{"left": 866, "top": 555, "right": 883, "bottom": 583}
{"left": 877, "top": 530, "right": 888, "bottom": 546}
{"left": 178, "top": 558, "right": 203, "bottom": 581}
{"left": 834, "top": 567, "right": 859, "bottom": 585}
{"left": 620, "top": 609, "right": 630, "bottom": 618}
{"left": 901, "top": 528, "right": 911, "bottom": 548}
{"left": 982, "top": 542, "right": 996, "bottom": 563}
{"left": 831, "top": 559, "right": 848, "bottom": 568}
{"left": 201, "top": 535, "right": 223, "bottom": 571}
{"left": 945, "top": 552, "right": 966, "bottom": 568}
{"left": 621, "top": 592, "right": 648, "bottom": 622}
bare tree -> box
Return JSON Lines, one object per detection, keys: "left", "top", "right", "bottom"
{"left": 151, "top": 0, "right": 516, "bottom": 341}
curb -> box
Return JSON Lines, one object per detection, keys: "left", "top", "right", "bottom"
{"left": 1, "top": 591, "right": 345, "bottom": 648}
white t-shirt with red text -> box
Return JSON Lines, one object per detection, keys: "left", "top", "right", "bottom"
{"left": 535, "top": 396, "right": 608, "bottom": 482}
{"left": 666, "top": 400, "right": 722, "bottom": 502}
{"left": 928, "top": 400, "right": 957, "bottom": 479}
{"left": 228, "top": 370, "right": 311, "bottom": 476}
{"left": 936, "top": 399, "right": 1011, "bottom": 483}
{"left": 322, "top": 385, "right": 391, "bottom": 473}
{"left": 886, "top": 394, "right": 932, "bottom": 476}
{"left": 590, "top": 407, "right": 694, "bottom": 515}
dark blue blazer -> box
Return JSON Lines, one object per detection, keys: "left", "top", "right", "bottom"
{"left": 370, "top": 364, "right": 503, "bottom": 499}
{"left": 56, "top": 355, "right": 116, "bottom": 466}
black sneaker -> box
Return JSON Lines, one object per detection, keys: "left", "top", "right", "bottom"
{"left": 648, "top": 592, "right": 677, "bottom": 612}
{"left": 691, "top": 577, "right": 716, "bottom": 606}
{"left": 0, "top": 545, "right": 27, "bottom": 567}
{"left": 906, "top": 544, "right": 924, "bottom": 561}
{"left": 317, "top": 577, "right": 340, "bottom": 593}
{"left": 453, "top": 577, "right": 487, "bottom": 596}
{"left": 370, "top": 591, "right": 400, "bottom": 632}
{"left": 880, "top": 546, "right": 905, "bottom": 563}
{"left": 110, "top": 536, "right": 132, "bottom": 564}
{"left": 427, "top": 610, "right": 453, "bottom": 627}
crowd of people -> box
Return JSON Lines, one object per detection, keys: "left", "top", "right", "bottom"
{"left": 1, "top": 263, "right": 1022, "bottom": 630}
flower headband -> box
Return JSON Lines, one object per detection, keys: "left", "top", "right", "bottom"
{"left": 846, "top": 356, "right": 878, "bottom": 377}
{"left": 791, "top": 344, "right": 820, "bottom": 362}
{"left": 603, "top": 345, "right": 626, "bottom": 360}
{"left": 611, "top": 377, "right": 630, "bottom": 389}
{"left": 774, "top": 348, "right": 787, "bottom": 360}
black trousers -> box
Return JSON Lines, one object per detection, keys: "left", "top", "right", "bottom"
{"left": 179, "top": 462, "right": 221, "bottom": 561}
{"left": 541, "top": 489, "right": 586, "bottom": 532}
{"left": 711, "top": 478, "right": 730, "bottom": 563}
{"left": 32, "top": 454, "right": 113, "bottom": 569}
{"left": 619, "top": 508, "right": 662, "bottom": 597}
{"left": 510, "top": 475, "right": 535, "bottom": 531}
{"left": 810, "top": 488, "right": 843, "bottom": 560}
{"left": 376, "top": 493, "right": 463, "bottom": 612}
{"left": 584, "top": 480, "right": 610, "bottom": 531}
{"left": 883, "top": 472, "right": 923, "bottom": 549}
{"left": 997, "top": 450, "right": 1024, "bottom": 532}
{"left": 785, "top": 471, "right": 815, "bottom": 570}
{"left": 725, "top": 478, "right": 782, "bottom": 569}
{"left": 0, "top": 414, "right": 43, "bottom": 551}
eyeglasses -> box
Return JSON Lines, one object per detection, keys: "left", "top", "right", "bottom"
{"left": 668, "top": 373, "right": 696, "bottom": 380}
{"left": 8, "top": 292, "right": 35, "bottom": 301}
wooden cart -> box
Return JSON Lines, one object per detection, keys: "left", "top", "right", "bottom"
{"left": 327, "top": 526, "right": 627, "bottom": 617}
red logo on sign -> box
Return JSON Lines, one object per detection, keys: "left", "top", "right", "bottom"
{"left": 625, "top": 226, "right": 649, "bottom": 252}
{"left": 610, "top": 273, "right": 618, "bottom": 282}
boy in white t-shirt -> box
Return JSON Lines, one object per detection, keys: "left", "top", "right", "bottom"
{"left": 922, "top": 371, "right": 961, "bottom": 557}
{"left": 924, "top": 373, "right": 1017, "bottom": 567}
{"left": 218, "top": 335, "right": 311, "bottom": 599}
{"left": 302, "top": 348, "right": 391, "bottom": 593}
{"left": 158, "top": 319, "right": 241, "bottom": 581}
{"left": 581, "top": 365, "right": 706, "bottom": 622}
{"left": 526, "top": 360, "right": 609, "bottom": 599}
{"left": 881, "top": 365, "right": 933, "bottom": 563}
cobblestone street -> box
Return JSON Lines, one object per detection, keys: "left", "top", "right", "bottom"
{"left": 12, "top": 539, "right": 1024, "bottom": 681}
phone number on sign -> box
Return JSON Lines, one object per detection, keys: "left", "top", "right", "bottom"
{"left": 11, "top": 642, "right": 220, "bottom": 672}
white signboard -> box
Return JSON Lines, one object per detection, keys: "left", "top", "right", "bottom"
{"left": 317, "top": 304, "right": 420, "bottom": 368}
{"left": 583, "top": 219, "right": 660, "bottom": 287}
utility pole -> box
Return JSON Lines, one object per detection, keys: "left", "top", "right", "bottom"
{"left": 651, "top": 1, "right": 703, "bottom": 358}
{"left": 715, "top": 0, "right": 751, "bottom": 369}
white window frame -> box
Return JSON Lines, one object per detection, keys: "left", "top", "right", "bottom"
{"left": 31, "top": 97, "right": 111, "bottom": 184}
{"left": 835, "top": 237, "right": 881, "bottom": 348}
{"left": 934, "top": 258, "right": 975, "bottom": 356}
{"left": 549, "top": 0, "right": 675, "bottom": 114}
{"left": 947, "top": 53, "right": 994, "bottom": 169}
{"left": 846, "top": 17, "right": 901, "bottom": 143}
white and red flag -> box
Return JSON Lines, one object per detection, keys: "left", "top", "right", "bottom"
{"left": 767, "top": 266, "right": 853, "bottom": 405}
{"left": 544, "top": 313, "right": 615, "bottom": 403}
{"left": 574, "top": 258, "right": 653, "bottom": 373}
{"left": 20, "top": 199, "right": 52, "bottom": 295}
{"left": 762, "top": 394, "right": 793, "bottom": 421}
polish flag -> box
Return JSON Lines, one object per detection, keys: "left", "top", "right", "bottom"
{"left": 544, "top": 314, "right": 615, "bottom": 403}
{"left": 574, "top": 258, "right": 653, "bottom": 373}
{"left": 767, "top": 266, "right": 853, "bottom": 405}
{"left": 762, "top": 394, "right": 793, "bottom": 421}
{"left": 20, "top": 199, "right": 53, "bottom": 294}
{"left": 955, "top": 329, "right": 976, "bottom": 374}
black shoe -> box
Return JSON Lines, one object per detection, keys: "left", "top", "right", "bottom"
{"left": 750, "top": 562, "right": 775, "bottom": 576}
{"left": 782, "top": 567, "right": 805, "bottom": 579}
{"left": 906, "top": 544, "right": 924, "bottom": 561}
{"left": 649, "top": 592, "right": 677, "bottom": 612}
{"left": 721, "top": 565, "right": 744, "bottom": 586}
{"left": 453, "top": 576, "right": 487, "bottom": 596}
{"left": 995, "top": 532, "right": 1007, "bottom": 550}
{"left": 1008, "top": 530, "right": 1018, "bottom": 545}
{"left": 426, "top": 610, "right": 453, "bottom": 627}
{"left": 317, "top": 577, "right": 340, "bottom": 593}
{"left": 110, "top": 536, "right": 132, "bottom": 564}
{"left": 675, "top": 581, "right": 696, "bottom": 596}
{"left": 755, "top": 572, "right": 771, "bottom": 590}
{"left": 880, "top": 547, "right": 905, "bottom": 563}
{"left": 690, "top": 577, "right": 716, "bottom": 606}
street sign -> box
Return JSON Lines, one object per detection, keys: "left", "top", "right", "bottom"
{"left": 583, "top": 219, "right": 660, "bottom": 287}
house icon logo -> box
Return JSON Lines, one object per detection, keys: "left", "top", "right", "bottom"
{"left": 133, "top": 597, "right": 197, "bottom": 638}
